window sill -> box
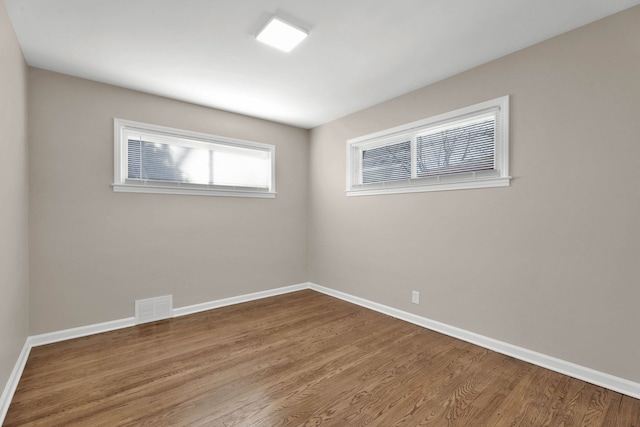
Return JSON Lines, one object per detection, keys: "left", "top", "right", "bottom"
{"left": 346, "top": 176, "right": 511, "bottom": 197}
{"left": 112, "top": 183, "right": 276, "bottom": 198}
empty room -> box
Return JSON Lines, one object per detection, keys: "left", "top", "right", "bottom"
{"left": 1, "top": 0, "right": 639, "bottom": 425}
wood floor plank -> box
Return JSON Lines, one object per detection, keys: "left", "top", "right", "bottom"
{"left": 4, "top": 290, "right": 640, "bottom": 426}
{"left": 613, "top": 396, "right": 640, "bottom": 427}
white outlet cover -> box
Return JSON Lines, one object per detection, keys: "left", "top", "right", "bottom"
{"left": 412, "top": 291, "right": 420, "bottom": 304}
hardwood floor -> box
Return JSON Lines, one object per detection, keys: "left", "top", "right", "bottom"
{"left": 5, "top": 290, "right": 640, "bottom": 426}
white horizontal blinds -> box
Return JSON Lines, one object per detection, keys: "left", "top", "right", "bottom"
{"left": 416, "top": 114, "right": 496, "bottom": 178}
{"left": 362, "top": 140, "right": 411, "bottom": 184}
{"left": 127, "top": 139, "right": 143, "bottom": 179}
{"left": 126, "top": 131, "right": 270, "bottom": 189}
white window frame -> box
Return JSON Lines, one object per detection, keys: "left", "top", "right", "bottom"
{"left": 113, "top": 119, "right": 276, "bottom": 198}
{"left": 346, "top": 96, "right": 510, "bottom": 196}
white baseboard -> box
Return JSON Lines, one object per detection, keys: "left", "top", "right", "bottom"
{"left": 2, "top": 280, "right": 638, "bottom": 426}
{"left": 308, "top": 283, "right": 640, "bottom": 400}
{"left": 173, "top": 283, "right": 308, "bottom": 317}
{"left": 29, "top": 317, "right": 136, "bottom": 347}
{"left": 0, "top": 340, "right": 31, "bottom": 424}
{"left": 26, "top": 283, "right": 309, "bottom": 348}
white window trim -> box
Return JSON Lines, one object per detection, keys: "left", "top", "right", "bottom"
{"left": 113, "top": 119, "right": 276, "bottom": 198}
{"left": 346, "top": 96, "right": 510, "bottom": 196}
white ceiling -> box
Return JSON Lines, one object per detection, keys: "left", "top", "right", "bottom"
{"left": 5, "top": 0, "right": 639, "bottom": 129}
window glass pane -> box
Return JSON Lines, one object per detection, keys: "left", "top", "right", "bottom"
{"left": 362, "top": 140, "right": 411, "bottom": 183}
{"left": 177, "top": 145, "right": 210, "bottom": 185}
{"left": 213, "top": 149, "right": 269, "bottom": 188}
{"left": 417, "top": 117, "right": 495, "bottom": 177}
{"left": 127, "top": 139, "right": 210, "bottom": 184}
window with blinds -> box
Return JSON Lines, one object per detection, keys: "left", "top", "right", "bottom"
{"left": 113, "top": 119, "right": 275, "bottom": 198}
{"left": 346, "top": 96, "right": 510, "bottom": 196}
{"left": 362, "top": 140, "right": 411, "bottom": 183}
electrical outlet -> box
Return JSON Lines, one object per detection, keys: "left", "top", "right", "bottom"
{"left": 412, "top": 291, "right": 420, "bottom": 304}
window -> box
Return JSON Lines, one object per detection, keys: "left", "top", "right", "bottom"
{"left": 346, "top": 96, "right": 510, "bottom": 196}
{"left": 113, "top": 119, "right": 275, "bottom": 198}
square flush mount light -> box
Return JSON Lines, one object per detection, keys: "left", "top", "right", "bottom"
{"left": 256, "top": 17, "right": 308, "bottom": 52}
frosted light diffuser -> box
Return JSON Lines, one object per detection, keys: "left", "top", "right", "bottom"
{"left": 256, "top": 17, "right": 308, "bottom": 52}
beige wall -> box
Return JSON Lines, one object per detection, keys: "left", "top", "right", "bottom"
{"left": 309, "top": 6, "right": 640, "bottom": 382}
{"left": 28, "top": 69, "right": 309, "bottom": 334}
{"left": 0, "top": 1, "right": 29, "bottom": 391}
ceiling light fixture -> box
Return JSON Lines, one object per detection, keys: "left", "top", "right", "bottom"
{"left": 256, "top": 17, "right": 308, "bottom": 53}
